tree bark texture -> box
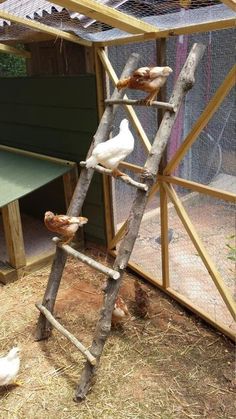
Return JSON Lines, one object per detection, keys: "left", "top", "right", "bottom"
{"left": 80, "top": 161, "right": 148, "bottom": 191}
{"left": 35, "top": 53, "right": 141, "bottom": 341}
{"left": 75, "top": 43, "right": 206, "bottom": 401}
{"left": 105, "top": 98, "right": 176, "bottom": 112}
{"left": 36, "top": 303, "right": 96, "bottom": 365}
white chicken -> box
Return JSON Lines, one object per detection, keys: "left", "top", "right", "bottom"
{"left": 0, "top": 347, "right": 20, "bottom": 386}
{"left": 85, "top": 118, "right": 134, "bottom": 177}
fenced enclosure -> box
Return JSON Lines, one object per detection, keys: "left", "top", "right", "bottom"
{"left": 103, "top": 30, "right": 235, "bottom": 339}
{"left": 0, "top": 0, "right": 235, "bottom": 341}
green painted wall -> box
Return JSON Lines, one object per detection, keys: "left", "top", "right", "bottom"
{"left": 0, "top": 75, "right": 106, "bottom": 243}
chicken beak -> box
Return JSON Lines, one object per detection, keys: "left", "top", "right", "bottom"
{"left": 79, "top": 217, "right": 88, "bottom": 225}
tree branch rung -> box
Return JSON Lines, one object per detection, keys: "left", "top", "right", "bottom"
{"left": 105, "top": 99, "right": 176, "bottom": 112}
{"left": 52, "top": 237, "right": 120, "bottom": 280}
{"left": 35, "top": 303, "right": 96, "bottom": 366}
{"left": 80, "top": 162, "right": 148, "bottom": 191}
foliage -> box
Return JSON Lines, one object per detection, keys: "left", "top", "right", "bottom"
{"left": 0, "top": 45, "right": 26, "bottom": 77}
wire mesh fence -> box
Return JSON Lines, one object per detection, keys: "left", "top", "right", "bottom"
{"left": 0, "top": 0, "right": 234, "bottom": 42}
{"left": 108, "top": 29, "right": 235, "bottom": 332}
{"left": 167, "top": 187, "right": 236, "bottom": 331}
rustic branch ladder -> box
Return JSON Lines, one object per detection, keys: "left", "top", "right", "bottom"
{"left": 36, "top": 43, "right": 209, "bottom": 401}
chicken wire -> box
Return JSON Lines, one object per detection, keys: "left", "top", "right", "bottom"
{"left": 166, "top": 29, "right": 236, "bottom": 185}
{"left": 168, "top": 186, "right": 236, "bottom": 331}
{"left": 108, "top": 30, "right": 235, "bottom": 331}
{"left": 0, "top": 0, "right": 235, "bottom": 43}
{"left": 115, "top": 190, "right": 163, "bottom": 281}
{"left": 109, "top": 28, "right": 235, "bottom": 228}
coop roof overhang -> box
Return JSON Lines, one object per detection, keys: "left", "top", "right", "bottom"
{"left": 0, "top": 9, "right": 92, "bottom": 46}
{"left": 0, "top": 1, "right": 235, "bottom": 49}
{"left": 48, "top": 0, "right": 159, "bottom": 34}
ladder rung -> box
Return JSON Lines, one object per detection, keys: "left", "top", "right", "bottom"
{"left": 52, "top": 237, "right": 120, "bottom": 280}
{"left": 105, "top": 99, "right": 176, "bottom": 112}
{"left": 35, "top": 303, "right": 96, "bottom": 365}
{"left": 80, "top": 162, "right": 148, "bottom": 191}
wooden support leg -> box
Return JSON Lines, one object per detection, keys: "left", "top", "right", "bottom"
{"left": 36, "top": 52, "right": 141, "bottom": 341}
{"left": 35, "top": 247, "right": 67, "bottom": 340}
{"left": 63, "top": 166, "right": 78, "bottom": 210}
{"left": 2, "top": 200, "right": 26, "bottom": 269}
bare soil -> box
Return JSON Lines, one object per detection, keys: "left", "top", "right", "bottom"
{"left": 0, "top": 245, "right": 235, "bottom": 419}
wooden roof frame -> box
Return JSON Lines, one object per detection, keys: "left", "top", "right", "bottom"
{"left": 0, "top": 1, "right": 235, "bottom": 52}
{"left": 0, "top": 42, "right": 30, "bottom": 58}
{"left": 220, "top": 0, "right": 236, "bottom": 11}
{"left": 48, "top": 0, "right": 159, "bottom": 34}
{"left": 0, "top": 9, "right": 92, "bottom": 47}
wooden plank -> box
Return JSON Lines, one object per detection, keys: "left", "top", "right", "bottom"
{"left": 0, "top": 43, "right": 31, "bottom": 58}
{"left": 63, "top": 167, "right": 78, "bottom": 209}
{"left": 159, "top": 175, "right": 236, "bottom": 203}
{"left": 49, "top": 0, "right": 159, "bottom": 34}
{"left": 164, "top": 65, "right": 236, "bottom": 175}
{"left": 160, "top": 184, "right": 169, "bottom": 288}
{"left": 164, "top": 183, "right": 236, "bottom": 321}
{"left": 0, "top": 103, "right": 97, "bottom": 132}
{"left": 2, "top": 201, "right": 26, "bottom": 269}
{"left": 109, "top": 249, "right": 236, "bottom": 341}
{"left": 94, "top": 46, "right": 115, "bottom": 246}
{"left": 220, "top": 0, "right": 236, "bottom": 11}
{"left": 0, "top": 251, "right": 54, "bottom": 285}
{"left": 0, "top": 125, "right": 92, "bottom": 163}
{"left": 0, "top": 9, "right": 91, "bottom": 47}
{"left": 97, "top": 48, "right": 151, "bottom": 153}
{"left": 0, "top": 144, "right": 75, "bottom": 167}
{"left": 96, "top": 18, "right": 236, "bottom": 47}
{"left": 0, "top": 75, "right": 97, "bottom": 108}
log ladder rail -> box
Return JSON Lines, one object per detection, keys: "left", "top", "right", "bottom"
{"left": 35, "top": 44, "right": 206, "bottom": 402}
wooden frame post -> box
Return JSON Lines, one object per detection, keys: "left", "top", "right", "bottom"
{"left": 94, "top": 46, "right": 115, "bottom": 246}
{"left": 2, "top": 201, "right": 26, "bottom": 269}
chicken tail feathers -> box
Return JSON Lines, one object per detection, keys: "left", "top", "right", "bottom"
{"left": 85, "top": 155, "right": 98, "bottom": 169}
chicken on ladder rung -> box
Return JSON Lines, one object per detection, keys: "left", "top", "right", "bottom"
{"left": 117, "top": 66, "right": 173, "bottom": 105}
{"left": 85, "top": 118, "right": 134, "bottom": 178}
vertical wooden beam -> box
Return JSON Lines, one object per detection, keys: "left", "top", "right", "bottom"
{"left": 63, "top": 166, "right": 78, "bottom": 209}
{"left": 2, "top": 201, "right": 26, "bottom": 269}
{"left": 160, "top": 183, "right": 169, "bottom": 288}
{"left": 94, "top": 46, "right": 115, "bottom": 246}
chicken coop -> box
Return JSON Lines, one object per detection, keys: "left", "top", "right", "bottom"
{"left": 0, "top": 0, "right": 235, "bottom": 343}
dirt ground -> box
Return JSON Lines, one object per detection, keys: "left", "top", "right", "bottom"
{"left": 0, "top": 245, "right": 235, "bottom": 419}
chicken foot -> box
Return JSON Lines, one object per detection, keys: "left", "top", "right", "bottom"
{"left": 137, "top": 90, "right": 159, "bottom": 106}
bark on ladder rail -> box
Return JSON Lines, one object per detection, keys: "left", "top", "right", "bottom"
{"left": 35, "top": 52, "right": 141, "bottom": 340}
{"left": 75, "top": 43, "right": 206, "bottom": 402}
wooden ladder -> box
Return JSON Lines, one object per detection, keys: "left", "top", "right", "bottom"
{"left": 35, "top": 43, "right": 205, "bottom": 402}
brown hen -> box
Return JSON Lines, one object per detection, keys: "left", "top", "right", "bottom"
{"left": 117, "top": 66, "right": 173, "bottom": 105}
{"left": 44, "top": 211, "right": 88, "bottom": 245}
{"left": 134, "top": 281, "right": 150, "bottom": 318}
{"left": 112, "top": 296, "right": 130, "bottom": 326}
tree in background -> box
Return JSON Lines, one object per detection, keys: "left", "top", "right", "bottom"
{"left": 0, "top": 46, "right": 26, "bottom": 76}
